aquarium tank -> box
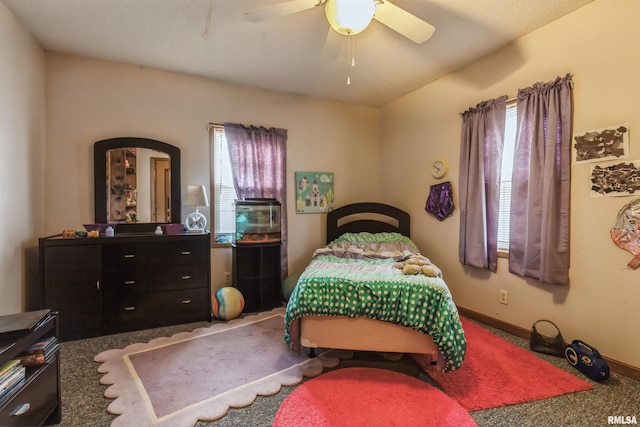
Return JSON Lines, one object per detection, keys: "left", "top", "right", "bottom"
{"left": 235, "top": 198, "right": 281, "bottom": 244}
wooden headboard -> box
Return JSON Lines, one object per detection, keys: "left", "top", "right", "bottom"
{"left": 326, "top": 202, "right": 410, "bottom": 244}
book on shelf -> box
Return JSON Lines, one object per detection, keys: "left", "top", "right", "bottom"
{"left": 20, "top": 335, "right": 58, "bottom": 356}
{"left": 0, "top": 361, "right": 23, "bottom": 397}
{"left": 0, "top": 365, "right": 25, "bottom": 397}
{"left": 0, "top": 360, "right": 21, "bottom": 388}
{"left": 0, "top": 359, "right": 21, "bottom": 380}
{"left": 19, "top": 341, "right": 59, "bottom": 367}
{"left": 0, "top": 374, "right": 25, "bottom": 404}
{"left": 0, "top": 378, "right": 25, "bottom": 405}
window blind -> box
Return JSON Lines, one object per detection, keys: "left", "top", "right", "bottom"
{"left": 497, "top": 101, "right": 517, "bottom": 252}
{"left": 212, "top": 125, "right": 238, "bottom": 241}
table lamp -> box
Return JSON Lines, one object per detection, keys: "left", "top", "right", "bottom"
{"left": 183, "top": 185, "right": 209, "bottom": 233}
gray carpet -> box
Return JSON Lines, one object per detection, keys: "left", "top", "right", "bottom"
{"left": 54, "top": 315, "right": 639, "bottom": 427}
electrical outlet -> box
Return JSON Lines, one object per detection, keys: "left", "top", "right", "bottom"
{"left": 224, "top": 272, "right": 231, "bottom": 284}
{"left": 499, "top": 289, "right": 508, "bottom": 305}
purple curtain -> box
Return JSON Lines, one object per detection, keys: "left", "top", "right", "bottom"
{"left": 458, "top": 96, "right": 507, "bottom": 272}
{"left": 509, "top": 74, "right": 572, "bottom": 285}
{"left": 224, "top": 123, "right": 288, "bottom": 281}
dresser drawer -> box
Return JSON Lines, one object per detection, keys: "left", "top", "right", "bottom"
{"left": 104, "top": 263, "right": 208, "bottom": 295}
{"left": 103, "top": 270, "right": 148, "bottom": 293}
{"left": 107, "top": 288, "right": 210, "bottom": 323}
{"left": 0, "top": 361, "right": 59, "bottom": 426}
{"left": 103, "top": 243, "right": 148, "bottom": 270}
{"left": 165, "top": 240, "right": 209, "bottom": 265}
{"left": 104, "top": 241, "right": 209, "bottom": 270}
{"left": 148, "top": 263, "right": 209, "bottom": 291}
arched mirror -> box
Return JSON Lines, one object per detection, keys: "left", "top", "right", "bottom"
{"left": 94, "top": 137, "right": 181, "bottom": 232}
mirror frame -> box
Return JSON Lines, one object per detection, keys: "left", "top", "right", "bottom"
{"left": 94, "top": 137, "right": 181, "bottom": 232}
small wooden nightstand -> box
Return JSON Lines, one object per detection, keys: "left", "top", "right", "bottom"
{"left": 232, "top": 243, "right": 282, "bottom": 312}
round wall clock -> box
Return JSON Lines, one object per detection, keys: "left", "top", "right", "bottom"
{"left": 431, "top": 159, "right": 449, "bottom": 179}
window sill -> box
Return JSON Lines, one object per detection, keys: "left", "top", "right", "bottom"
{"left": 212, "top": 242, "right": 232, "bottom": 249}
{"left": 498, "top": 250, "right": 508, "bottom": 259}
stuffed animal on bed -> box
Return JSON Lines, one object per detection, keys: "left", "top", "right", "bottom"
{"left": 394, "top": 254, "right": 442, "bottom": 278}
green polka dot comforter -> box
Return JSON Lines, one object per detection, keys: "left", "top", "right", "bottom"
{"left": 284, "top": 232, "right": 466, "bottom": 372}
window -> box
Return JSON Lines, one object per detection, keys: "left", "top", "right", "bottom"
{"left": 460, "top": 76, "right": 571, "bottom": 283}
{"left": 497, "top": 101, "right": 517, "bottom": 253}
{"left": 211, "top": 125, "right": 238, "bottom": 244}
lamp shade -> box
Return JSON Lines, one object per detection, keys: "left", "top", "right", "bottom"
{"left": 183, "top": 185, "right": 209, "bottom": 207}
{"left": 326, "top": 0, "right": 376, "bottom": 36}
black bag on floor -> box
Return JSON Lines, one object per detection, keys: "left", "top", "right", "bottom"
{"left": 565, "top": 340, "right": 610, "bottom": 381}
{"left": 529, "top": 320, "right": 566, "bottom": 357}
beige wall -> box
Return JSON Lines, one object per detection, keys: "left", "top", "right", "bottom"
{"left": 0, "top": 3, "right": 46, "bottom": 314}
{"left": 380, "top": 0, "right": 640, "bottom": 369}
{"left": 44, "top": 53, "right": 382, "bottom": 287}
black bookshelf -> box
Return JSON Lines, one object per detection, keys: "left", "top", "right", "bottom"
{"left": 0, "top": 310, "right": 61, "bottom": 425}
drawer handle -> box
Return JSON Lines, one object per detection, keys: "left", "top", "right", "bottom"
{"left": 124, "top": 306, "right": 136, "bottom": 311}
{"left": 96, "top": 280, "right": 101, "bottom": 291}
{"left": 123, "top": 254, "right": 135, "bottom": 258}
{"left": 181, "top": 300, "right": 192, "bottom": 304}
{"left": 181, "top": 275, "right": 192, "bottom": 280}
{"left": 10, "top": 403, "right": 31, "bottom": 416}
{"left": 181, "top": 251, "right": 191, "bottom": 255}
{"left": 124, "top": 280, "right": 136, "bottom": 285}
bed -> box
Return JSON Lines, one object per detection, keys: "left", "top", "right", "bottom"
{"left": 284, "top": 202, "right": 466, "bottom": 372}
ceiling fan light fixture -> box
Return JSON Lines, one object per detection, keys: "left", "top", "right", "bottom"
{"left": 325, "top": 0, "right": 376, "bottom": 36}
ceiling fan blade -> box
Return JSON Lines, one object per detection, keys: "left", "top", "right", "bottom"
{"left": 246, "top": 0, "right": 324, "bottom": 23}
{"left": 373, "top": 0, "right": 435, "bottom": 44}
{"left": 321, "top": 27, "right": 343, "bottom": 61}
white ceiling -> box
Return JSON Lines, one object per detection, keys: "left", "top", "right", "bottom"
{"left": 2, "top": 0, "right": 595, "bottom": 107}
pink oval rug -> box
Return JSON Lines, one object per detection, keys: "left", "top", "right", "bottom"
{"left": 273, "top": 367, "right": 477, "bottom": 426}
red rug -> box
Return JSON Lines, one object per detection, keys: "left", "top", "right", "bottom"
{"left": 273, "top": 367, "right": 477, "bottom": 427}
{"left": 415, "top": 318, "right": 594, "bottom": 411}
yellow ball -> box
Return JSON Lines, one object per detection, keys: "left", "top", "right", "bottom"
{"left": 212, "top": 287, "right": 245, "bottom": 320}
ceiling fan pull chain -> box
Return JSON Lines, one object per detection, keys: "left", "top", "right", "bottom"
{"left": 201, "top": 0, "right": 213, "bottom": 40}
{"left": 350, "top": 32, "right": 355, "bottom": 67}
{"left": 347, "top": 32, "right": 355, "bottom": 85}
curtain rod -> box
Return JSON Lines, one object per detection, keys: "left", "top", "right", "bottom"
{"left": 207, "top": 99, "right": 518, "bottom": 129}
{"left": 208, "top": 98, "right": 519, "bottom": 131}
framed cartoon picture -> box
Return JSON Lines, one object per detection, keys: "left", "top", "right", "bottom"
{"left": 295, "top": 171, "right": 334, "bottom": 213}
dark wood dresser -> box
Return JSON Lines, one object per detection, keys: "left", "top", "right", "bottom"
{"left": 38, "top": 233, "right": 211, "bottom": 341}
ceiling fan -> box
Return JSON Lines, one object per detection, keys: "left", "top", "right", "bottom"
{"left": 245, "top": 0, "right": 435, "bottom": 44}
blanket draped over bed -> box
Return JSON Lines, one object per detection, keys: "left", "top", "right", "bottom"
{"left": 284, "top": 232, "right": 466, "bottom": 372}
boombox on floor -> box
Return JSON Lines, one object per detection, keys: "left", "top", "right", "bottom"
{"left": 564, "top": 340, "right": 610, "bottom": 381}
